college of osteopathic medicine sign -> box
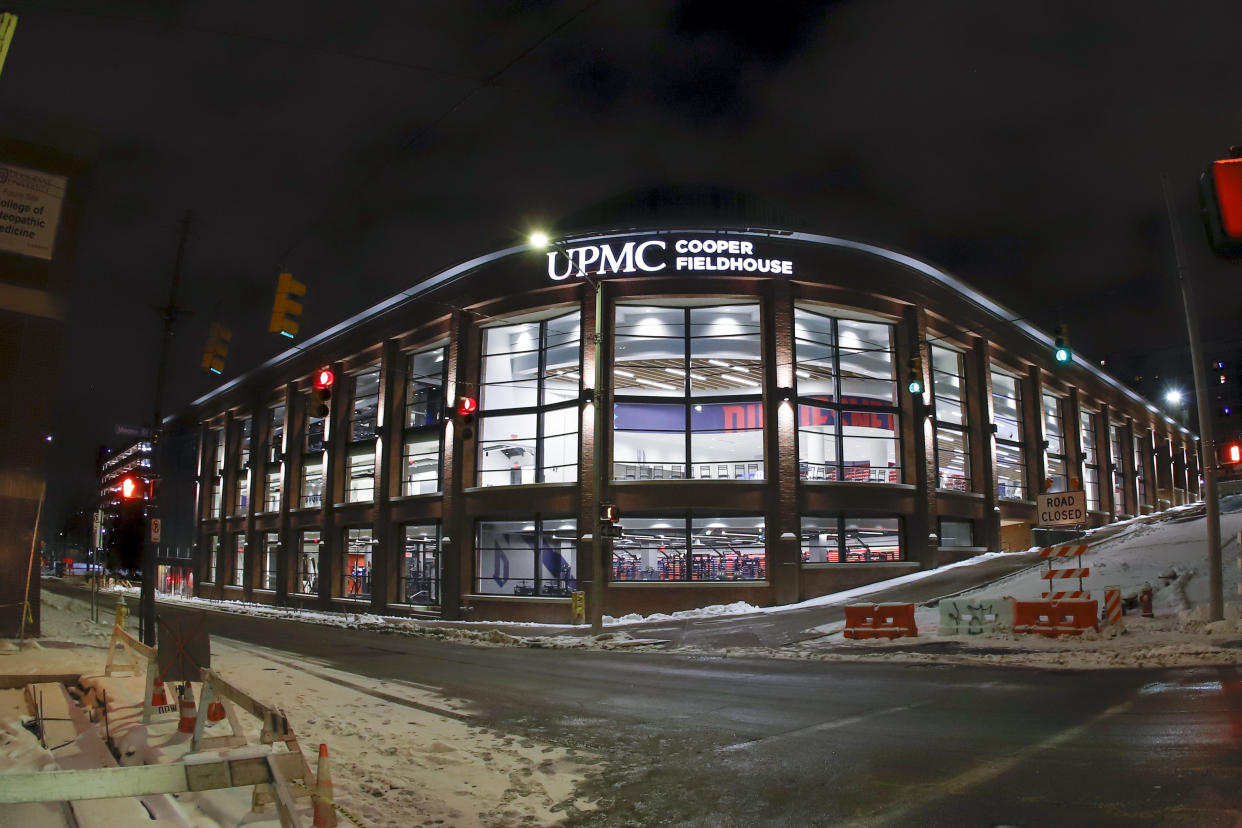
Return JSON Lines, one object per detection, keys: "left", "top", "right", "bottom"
{"left": 0, "top": 161, "right": 68, "bottom": 261}
{"left": 546, "top": 236, "right": 795, "bottom": 280}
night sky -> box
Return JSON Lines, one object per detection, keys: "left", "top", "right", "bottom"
{"left": 2, "top": 0, "right": 1241, "bottom": 529}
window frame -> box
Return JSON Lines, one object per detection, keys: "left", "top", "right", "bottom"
{"left": 930, "top": 345, "right": 971, "bottom": 492}
{"left": 991, "top": 369, "right": 1026, "bottom": 501}
{"left": 401, "top": 346, "right": 447, "bottom": 496}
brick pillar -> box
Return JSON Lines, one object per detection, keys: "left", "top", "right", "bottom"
{"left": 968, "top": 338, "right": 1000, "bottom": 551}
{"left": 373, "top": 339, "right": 402, "bottom": 613}
{"left": 766, "top": 279, "right": 799, "bottom": 604}
{"left": 319, "top": 360, "right": 346, "bottom": 607}
{"left": 275, "top": 384, "right": 294, "bottom": 604}
{"left": 901, "top": 306, "right": 936, "bottom": 566}
{"left": 441, "top": 310, "right": 474, "bottom": 619}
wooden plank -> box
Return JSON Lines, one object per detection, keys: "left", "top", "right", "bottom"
{"left": 0, "top": 755, "right": 293, "bottom": 804}
{"left": 266, "top": 753, "right": 307, "bottom": 828}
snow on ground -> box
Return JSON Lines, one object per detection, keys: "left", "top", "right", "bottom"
{"left": 766, "top": 497, "right": 1242, "bottom": 670}
{"left": 0, "top": 593, "right": 599, "bottom": 827}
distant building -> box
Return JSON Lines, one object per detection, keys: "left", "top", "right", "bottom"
{"left": 172, "top": 189, "right": 1201, "bottom": 624}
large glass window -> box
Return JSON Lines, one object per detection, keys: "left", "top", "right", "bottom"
{"left": 614, "top": 304, "right": 764, "bottom": 481}
{"left": 478, "top": 312, "right": 580, "bottom": 486}
{"left": 938, "top": 519, "right": 975, "bottom": 548}
{"left": 207, "top": 427, "right": 224, "bottom": 518}
{"left": 1081, "top": 408, "right": 1099, "bottom": 509}
{"left": 342, "top": 527, "right": 374, "bottom": 600}
{"left": 794, "top": 309, "right": 898, "bottom": 483}
{"left": 1133, "top": 433, "right": 1147, "bottom": 507}
{"left": 260, "top": 531, "right": 279, "bottom": 591}
{"left": 344, "top": 367, "right": 379, "bottom": 503}
{"left": 609, "top": 516, "right": 766, "bottom": 581}
{"left": 262, "top": 403, "right": 285, "bottom": 513}
{"left": 1043, "top": 392, "right": 1067, "bottom": 492}
{"left": 399, "top": 524, "right": 440, "bottom": 606}
{"left": 1110, "top": 422, "right": 1125, "bottom": 517}
{"left": 232, "top": 417, "right": 252, "bottom": 516}
{"left": 403, "top": 347, "right": 446, "bottom": 495}
{"left": 992, "top": 371, "right": 1026, "bottom": 500}
{"left": 231, "top": 532, "right": 246, "bottom": 587}
{"left": 301, "top": 390, "right": 326, "bottom": 508}
{"left": 931, "top": 346, "right": 970, "bottom": 491}
{"left": 475, "top": 518, "right": 578, "bottom": 595}
{"left": 295, "top": 530, "right": 320, "bottom": 595}
{"left": 205, "top": 533, "right": 218, "bottom": 583}
{"left": 800, "top": 516, "right": 902, "bottom": 563}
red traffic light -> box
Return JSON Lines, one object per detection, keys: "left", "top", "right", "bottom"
{"left": 119, "top": 475, "right": 146, "bottom": 500}
{"left": 1212, "top": 158, "right": 1242, "bottom": 239}
{"left": 601, "top": 503, "right": 620, "bottom": 523}
{"left": 313, "top": 368, "right": 335, "bottom": 390}
{"left": 1227, "top": 443, "right": 1241, "bottom": 465}
{"left": 455, "top": 395, "right": 478, "bottom": 417}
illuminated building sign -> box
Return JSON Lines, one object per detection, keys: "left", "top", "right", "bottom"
{"left": 547, "top": 236, "right": 795, "bottom": 281}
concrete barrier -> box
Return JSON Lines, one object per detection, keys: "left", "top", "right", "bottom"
{"left": 938, "top": 597, "right": 1014, "bottom": 636}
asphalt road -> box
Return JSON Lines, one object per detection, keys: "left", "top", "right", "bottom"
{"left": 44, "top": 583, "right": 1242, "bottom": 827}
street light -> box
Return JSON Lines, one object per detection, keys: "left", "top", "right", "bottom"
{"left": 1165, "top": 388, "right": 1184, "bottom": 406}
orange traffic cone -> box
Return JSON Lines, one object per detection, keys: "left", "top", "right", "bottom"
{"left": 177, "top": 683, "right": 198, "bottom": 734}
{"left": 207, "top": 700, "right": 226, "bottom": 722}
{"left": 312, "top": 743, "right": 336, "bottom": 827}
{"left": 150, "top": 681, "right": 169, "bottom": 708}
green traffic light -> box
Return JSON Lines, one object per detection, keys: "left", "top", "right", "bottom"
{"left": 908, "top": 379, "right": 924, "bottom": 394}
{"left": 1055, "top": 346, "right": 1071, "bottom": 363}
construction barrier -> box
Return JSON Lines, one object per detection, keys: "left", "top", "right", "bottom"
{"left": 1038, "top": 544, "right": 1089, "bottom": 558}
{"left": 844, "top": 603, "right": 917, "bottom": 639}
{"left": 1104, "top": 587, "right": 1122, "bottom": 624}
{"left": 104, "top": 623, "right": 172, "bottom": 724}
{"left": 1013, "top": 599, "right": 1099, "bottom": 637}
{"left": 938, "top": 597, "right": 1014, "bottom": 636}
{"left": 1041, "top": 567, "right": 1091, "bottom": 580}
{"left": 1041, "top": 591, "right": 1091, "bottom": 600}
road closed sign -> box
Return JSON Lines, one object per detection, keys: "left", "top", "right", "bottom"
{"left": 1037, "top": 490, "right": 1086, "bottom": 526}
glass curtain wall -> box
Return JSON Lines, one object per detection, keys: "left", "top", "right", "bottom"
{"left": 261, "top": 531, "right": 279, "bottom": 590}
{"left": 931, "top": 346, "right": 971, "bottom": 491}
{"left": 403, "top": 347, "right": 445, "bottom": 495}
{"left": 232, "top": 417, "right": 252, "bottom": 515}
{"left": 1081, "top": 409, "right": 1100, "bottom": 509}
{"left": 614, "top": 304, "right": 764, "bottom": 480}
{"left": 1133, "top": 433, "right": 1147, "bottom": 508}
{"left": 301, "top": 393, "right": 325, "bottom": 508}
{"left": 793, "top": 309, "right": 899, "bottom": 483}
{"left": 346, "top": 367, "right": 380, "bottom": 503}
{"left": 608, "top": 516, "right": 766, "bottom": 581}
{"left": 208, "top": 427, "right": 224, "bottom": 518}
{"left": 205, "top": 533, "right": 218, "bottom": 583}
{"left": 399, "top": 524, "right": 440, "bottom": 605}
{"left": 231, "top": 532, "right": 246, "bottom": 587}
{"left": 800, "top": 516, "right": 902, "bottom": 563}
{"left": 1043, "top": 392, "right": 1067, "bottom": 492}
{"left": 991, "top": 371, "right": 1025, "bottom": 500}
{"left": 343, "top": 527, "right": 374, "bottom": 599}
{"left": 295, "top": 530, "right": 320, "bottom": 595}
{"left": 1110, "top": 423, "right": 1125, "bottom": 517}
{"left": 475, "top": 518, "right": 578, "bottom": 595}
{"left": 478, "top": 312, "right": 580, "bottom": 486}
{"left": 263, "top": 403, "right": 285, "bottom": 512}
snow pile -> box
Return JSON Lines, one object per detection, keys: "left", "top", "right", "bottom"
{"left": 0, "top": 595, "right": 600, "bottom": 827}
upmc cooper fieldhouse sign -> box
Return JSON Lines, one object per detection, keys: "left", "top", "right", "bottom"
{"left": 1037, "top": 490, "right": 1087, "bottom": 527}
{"left": 0, "top": 161, "right": 68, "bottom": 261}
{"left": 546, "top": 236, "right": 795, "bottom": 280}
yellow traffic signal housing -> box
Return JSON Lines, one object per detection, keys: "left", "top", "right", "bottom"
{"left": 269, "top": 272, "right": 306, "bottom": 337}
{"left": 201, "top": 322, "right": 231, "bottom": 374}
{"left": 0, "top": 13, "right": 17, "bottom": 81}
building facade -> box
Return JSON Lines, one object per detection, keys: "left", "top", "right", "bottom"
{"left": 179, "top": 224, "right": 1199, "bottom": 623}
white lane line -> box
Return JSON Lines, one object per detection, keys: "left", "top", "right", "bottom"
{"left": 835, "top": 699, "right": 1135, "bottom": 828}
{"left": 719, "top": 701, "right": 934, "bottom": 752}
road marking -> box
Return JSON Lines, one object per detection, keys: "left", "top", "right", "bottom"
{"left": 835, "top": 698, "right": 1135, "bottom": 828}
{"left": 719, "top": 701, "right": 933, "bottom": 752}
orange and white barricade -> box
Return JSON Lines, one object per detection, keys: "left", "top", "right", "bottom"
{"left": 1013, "top": 599, "right": 1099, "bottom": 636}
{"left": 1103, "top": 586, "right": 1122, "bottom": 624}
{"left": 843, "top": 603, "right": 918, "bottom": 639}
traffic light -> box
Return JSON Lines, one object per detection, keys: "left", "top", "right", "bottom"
{"left": 311, "top": 368, "right": 334, "bottom": 418}
{"left": 1225, "top": 442, "right": 1241, "bottom": 465}
{"left": 200, "top": 322, "right": 231, "bottom": 374}
{"left": 601, "top": 503, "right": 620, "bottom": 523}
{"left": 455, "top": 395, "right": 477, "bottom": 440}
{"left": 1053, "top": 325, "right": 1071, "bottom": 364}
{"left": 1199, "top": 152, "right": 1242, "bottom": 257}
{"left": 269, "top": 272, "right": 306, "bottom": 338}
{"left": 119, "top": 474, "right": 147, "bottom": 500}
{"left": 906, "top": 356, "right": 924, "bottom": 395}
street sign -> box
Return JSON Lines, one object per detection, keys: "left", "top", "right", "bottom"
{"left": 601, "top": 524, "right": 624, "bottom": 539}
{"left": 1037, "top": 490, "right": 1086, "bottom": 527}
{"left": 149, "top": 517, "right": 161, "bottom": 543}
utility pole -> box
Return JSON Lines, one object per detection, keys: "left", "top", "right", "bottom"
{"left": 140, "top": 213, "right": 191, "bottom": 645}
{"left": 1162, "top": 176, "right": 1223, "bottom": 622}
